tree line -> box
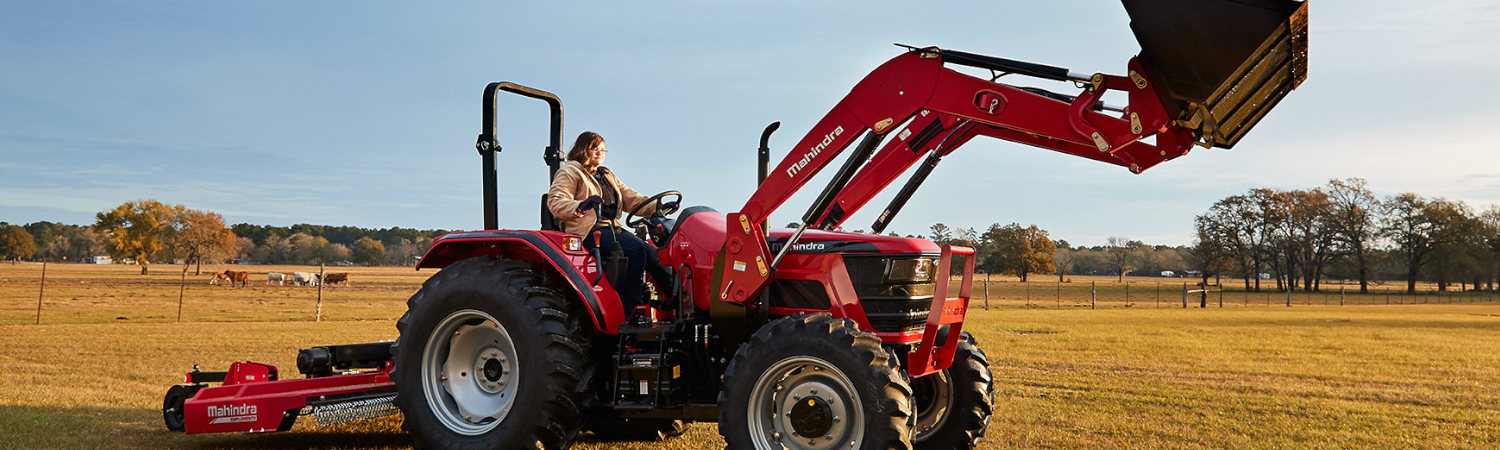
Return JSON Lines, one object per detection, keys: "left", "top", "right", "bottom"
{"left": 920, "top": 223, "right": 1190, "bottom": 283}
{"left": 0, "top": 199, "right": 448, "bottom": 274}
{"left": 1194, "top": 178, "right": 1500, "bottom": 294}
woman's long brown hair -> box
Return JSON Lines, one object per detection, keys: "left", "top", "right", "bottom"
{"left": 565, "top": 131, "right": 604, "bottom": 163}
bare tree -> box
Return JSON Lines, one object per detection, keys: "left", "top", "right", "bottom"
{"left": 1105, "top": 236, "right": 1140, "bottom": 282}
{"left": 1325, "top": 178, "right": 1382, "bottom": 293}
{"left": 1053, "top": 243, "right": 1076, "bottom": 282}
{"left": 1383, "top": 193, "right": 1444, "bottom": 294}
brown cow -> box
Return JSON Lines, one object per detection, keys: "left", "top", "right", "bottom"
{"left": 321, "top": 272, "right": 350, "bottom": 286}
{"left": 210, "top": 270, "right": 250, "bottom": 287}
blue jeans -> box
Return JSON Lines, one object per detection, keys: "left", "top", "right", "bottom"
{"left": 585, "top": 226, "right": 670, "bottom": 312}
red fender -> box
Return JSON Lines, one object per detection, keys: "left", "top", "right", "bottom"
{"left": 416, "top": 230, "right": 625, "bottom": 334}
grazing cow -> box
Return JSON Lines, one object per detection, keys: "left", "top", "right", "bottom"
{"left": 322, "top": 273, "right": 350, "bottom": 286}
{"left": 266, "top": 272, "right": 285, "bottom": 286}
{"left": 292, "top": 272, "right": 318, "bottom": 286}
{"left": 213, "top": 270, "right": 250, "bottom": 287}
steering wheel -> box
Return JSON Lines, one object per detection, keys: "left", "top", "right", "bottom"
{"left": 625, "top": 190, "right": 682, "bottom": 228}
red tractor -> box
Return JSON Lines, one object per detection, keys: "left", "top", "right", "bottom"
{"left": 162, "top": 1, "right": 1308, "bottom": 448}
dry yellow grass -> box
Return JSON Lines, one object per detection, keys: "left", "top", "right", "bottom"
{"left": 2, "top": 263, "right": 1498, "bottom": 448}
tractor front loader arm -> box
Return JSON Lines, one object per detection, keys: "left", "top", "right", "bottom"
{"left": 709, "top": 0, "right": 1309, "bottom": 310}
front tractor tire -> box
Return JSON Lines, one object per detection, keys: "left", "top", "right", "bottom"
{"left": 719, "top": 313, "right": 915, "bottom": 450}
{"left": 393, "top": 257, "right": 592, "bottom": 450}
{"left": 912, "top": 332, "right": 995, "bottom": 449}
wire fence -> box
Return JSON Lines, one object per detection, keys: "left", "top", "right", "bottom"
{"left": 5, "top": 262, "right": 1497, "bottom": 326}
{"left": 966, "top": 274, "right": 1500, "bottom": 310}
{"left": 0, "top": 261, "right": 425, "bottom": 326}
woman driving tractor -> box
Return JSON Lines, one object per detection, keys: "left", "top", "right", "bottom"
{"left": 547, "top": 131, "right": 675, "bottom": 311}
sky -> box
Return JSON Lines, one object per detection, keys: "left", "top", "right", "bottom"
{"left": 2, "top": 1, "right": 1498, "bottom": 247}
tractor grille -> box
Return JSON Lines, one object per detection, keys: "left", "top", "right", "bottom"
{"left": 843, "top": 255, "right": 937, "bottom": 334}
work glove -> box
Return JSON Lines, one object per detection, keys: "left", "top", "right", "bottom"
{"left": 577, "top": 195, "right": 603, "bottom": 214}
{"left": 660, "top": 201, "right": 678, "bottom": 212}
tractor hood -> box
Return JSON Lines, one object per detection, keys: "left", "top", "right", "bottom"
{"left": 765, "top": 228, "right": 941, "bottom": 255}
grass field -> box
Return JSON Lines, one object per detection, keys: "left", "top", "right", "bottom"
{"left": 2, "top": 263, "right": 1498, "bottom": 448}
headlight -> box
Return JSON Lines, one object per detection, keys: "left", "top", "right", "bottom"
{"left": 884, "top": 258, "right": 935, "bottom": 283}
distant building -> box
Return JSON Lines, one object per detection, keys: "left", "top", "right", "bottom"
{"left": 1160, "top": 270, "right": 1176, "bottom": 277}
{"left": 86, "top": 255, "right": 111, "bottom": 264}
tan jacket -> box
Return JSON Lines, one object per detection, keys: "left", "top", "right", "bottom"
{"left": 547, "top": 160, "right": 657, "bottom": 236}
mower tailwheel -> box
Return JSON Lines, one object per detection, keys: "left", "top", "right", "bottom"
{"left": 719, "top": 313, "right": 915, "bottom": 450}
{"left": 912, "top": 331, "right": 994, "bottom": 449}
{"left": 162, "top": 384, "right": 204, "bottom": 432}
{"left": 392, "top": 257, "right": 592, "bottom": 450}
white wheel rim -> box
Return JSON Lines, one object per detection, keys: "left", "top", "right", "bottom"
{"left": 421, "top": 309, "right": 520, "bottom": 436}
{"left": 746, "top": 356, "right": 864, "bottom": 450}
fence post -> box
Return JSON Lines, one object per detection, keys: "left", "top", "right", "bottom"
{"left": 1181, "top": 283, "right": 1187, "bottom": 308}
{"left": 1125, "top": 282, "right": 1130, "bottom": 307}
{"left": 1218, "top": 285, "right": 1223, "bottom": 308}
{"left": 1340, "top": 286, "right": 1345, "bottom": 306}
{"left": 1285, "top": 287, "right": 1291, "bottom": 307}
{"left": 1156, "top": 281, "right": 1161, "bottom": 308}
{"left": 1056, "top": 281, "right": 1061, "bottom": 309}
{"left": 983, "top": 273, "right": 990, "bottom": 310}
{"left": 316, "top": 264, "right": 325, "bottom": 322}
{"left": 177, "top": 262, "right": 188, "bottom": 322}
{"left": 35, "top": 258, "right": 47, "bottom": 325}
{"left": 1026, "top": 279, "right": 1031, "bottom": 307}
{"left": 1091, "top": 281, "right": 1096, "bottom": 309}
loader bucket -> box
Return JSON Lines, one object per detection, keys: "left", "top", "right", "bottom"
{"left": 1123, "top": 0, "right": 1308, "bottom": 149}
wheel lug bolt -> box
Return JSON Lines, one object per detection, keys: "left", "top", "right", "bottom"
{"left": 833, "top": 416, "right": 840, "bottom": 422}
{"left": 810, "top": 388, "right": 818, "bottom": 395}
{"left": 773, "top": 432, "right": 782, "bottom": 440}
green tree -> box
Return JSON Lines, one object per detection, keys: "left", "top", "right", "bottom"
{"left": 353, "top": 237, "right": 386, "bottom": 266}
{"left": 928, "top": 223, "right": 954, "bottom": 243}
{"left": 289, "top": 232, "right": 332, "bottom": 264}
{"left": 94, "top": 200, "right": 183, "bottom": 274}
{"left": 0, "top": 225, "right": 37, "bottom": 261}
{"left": 983, "top": 223, "right": 1056, "bottom": 281}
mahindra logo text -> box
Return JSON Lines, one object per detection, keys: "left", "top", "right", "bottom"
{"left": 786, "top": 125, "right": 844, "bottom": 178}
{"left": 207, "top": 404, "right": 257, "bottom": 417}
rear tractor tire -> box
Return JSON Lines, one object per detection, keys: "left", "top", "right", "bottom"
{"left": 719, "top": 313, "right": 915, "bottom": 450}
{"left": 392, "top": 257, "right": 592, "bottom": 450}
{"left": 911, "top": 331, "right": 994, "bottom": 449}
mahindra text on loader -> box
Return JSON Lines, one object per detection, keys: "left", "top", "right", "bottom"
{"left": 161, "top": 1, "right": 1309, "bottom": 448}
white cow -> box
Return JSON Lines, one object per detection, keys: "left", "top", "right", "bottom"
{"left": 267, "top": 272, "right": 285, "bottom": 286}
{"left": 292, "top": 272, "right": 319, "bottom": 286}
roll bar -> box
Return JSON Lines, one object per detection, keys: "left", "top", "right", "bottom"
{"left": 477, "top": 82, "right": 563, "bottom": 231}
